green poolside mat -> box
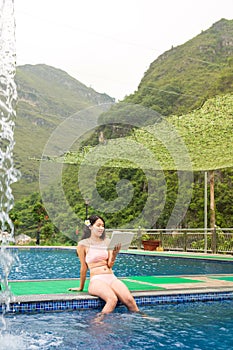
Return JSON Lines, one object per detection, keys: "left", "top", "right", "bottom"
{"left": 121, "top": 279, "right": 165, "bottom": 291}
{"left": 9, "top": 279, "right": 88, "bottom": 296}
{"left": 8, "top": 277, "right": 165, "bottom": 296}
{"left": 210, "top": 276, "right": 233, "bottom": 282}
{"left": 127, "top": 276, "right": 204, "bottom": 284}
{"left": 8, "top": 275, "right": 205, "bottom": 297}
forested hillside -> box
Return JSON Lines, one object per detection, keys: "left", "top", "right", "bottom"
{"left": 125, "top": 19, "right": 233, "bottom": 116}
{"left": 57, "top": 94, "right": 233, "bottom": 228}
{"left": 13, "top": 64, "right": 114, "bottom": 198}
{"left": 52, "top": 19, "right": 233, "bottom": 232}
{"left": 62, "top": 94, "right": 233, "bottom": 171}
{"left": 10, "top": 19, "right": 233, "bottom": 244}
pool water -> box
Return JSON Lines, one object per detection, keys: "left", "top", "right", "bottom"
{"left": 2, "top": 300, "right": 233, "bottom": 350}
{"left": 6, "top": 248, "right": 233, "bottom": 280}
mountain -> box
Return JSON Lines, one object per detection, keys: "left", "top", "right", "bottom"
{"left": 13, "top": 19, "right": 233, "bottom": 199}
{"left": 125, "top": 19, "right": 233, "bottom": 116}
{"left": 13, "top": 64, "right": 115, "bottom": 198}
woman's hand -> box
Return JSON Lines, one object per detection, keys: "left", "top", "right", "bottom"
{"left": 108, "top": 243, "right": 121, "bottom": 268}
{"left": 113, "top": 243, "right": 121, "bottom": 258}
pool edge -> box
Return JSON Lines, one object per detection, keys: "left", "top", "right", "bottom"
{"left": 2, "top": 283, "right": 233, "bottom": 314}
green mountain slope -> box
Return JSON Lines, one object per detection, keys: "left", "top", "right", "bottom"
{"left": 125, "top": 19, "right": 233, "bottom": 116}
{"left": 61, "top": 93, "right": 233, "bottom": 171}
{"left": 136, "top": 94, "right": 233, "bottom": 171}
{"left": 10, "top": 20, "right": 233, "bottom": 234}
{"left": 13, "top": 19, "right": 233, "bottom": 199}
{"left": 13, "top": 64, "right": 114, "bottom": 198}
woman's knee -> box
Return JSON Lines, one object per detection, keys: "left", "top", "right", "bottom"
{"left": 102, "top": 294, "right": 118, "bottom": 313}
{"left": 89, "top": 282, "right": 117, "bottom": 304}
{"left": 122, "top": 294, "right": 138, "bottom": 310}
{"left": 106, "top": 293, "right": 118, "bottom": 307}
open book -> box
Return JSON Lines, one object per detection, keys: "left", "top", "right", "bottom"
{"left": 108, "top": 231, "right": 135, "bottom": 250}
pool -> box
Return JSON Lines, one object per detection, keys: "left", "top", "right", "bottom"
{"left": 2, "top": 299, "right": 233, "bottom": 350}
{"left": 1, "top": 248, "right": 233, "bottom": 349}
{"left": 6, "top": 248, "right": 233, "bottom": 280}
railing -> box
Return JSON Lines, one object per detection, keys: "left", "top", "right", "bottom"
{"left": 105, "top": 227, "right": 233, "bottom": 254}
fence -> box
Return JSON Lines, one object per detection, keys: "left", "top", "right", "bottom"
{"left": 106, "top": 227, "right": 233, "bottom": 254}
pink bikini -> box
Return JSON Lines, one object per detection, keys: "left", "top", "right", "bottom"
{"left": 81, "top": 242, "right": 117, "bottom": 286}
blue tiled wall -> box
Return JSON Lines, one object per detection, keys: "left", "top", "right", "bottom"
{"left": 1, "top": 291, "right": 233, "bottom": 314}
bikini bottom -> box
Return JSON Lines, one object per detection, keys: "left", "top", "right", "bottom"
{"left": 90, "top": 273, "right": 118, "bottom": 286}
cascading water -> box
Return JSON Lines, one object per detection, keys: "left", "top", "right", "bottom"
{"left": 0, "top": 0, "right": 19, "bottom": 340}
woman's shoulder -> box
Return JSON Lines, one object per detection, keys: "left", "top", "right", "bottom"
{"left": 78, "top": 238, "right": 90, "bottom": 247}
{"left": 78, "top": 237, "right": 110, "bottom": 247}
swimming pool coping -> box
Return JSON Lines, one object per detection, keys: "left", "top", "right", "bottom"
{"left": 122, "top": 249, "right": 233, "bottom": 261}
{"left": 3, "top": 287, "right": 233, "bottom": 314}
{"left": 10, "top": 284, "right": 233, "bottom": 302}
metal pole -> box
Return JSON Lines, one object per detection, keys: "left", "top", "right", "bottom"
{"left": 85, "top": 204, "right": 88, "bottom": 220}
{"left": 204, "top": 171, "right": 208, "bottom": 253}
{"left": 137, "top": 226, "right": 142, "bottom": 250}
{"left": 85, "top": 199, "right": 90, "bottom": 220}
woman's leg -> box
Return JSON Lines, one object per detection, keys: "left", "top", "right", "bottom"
{"left": 111, "top": 279, "right": 139, "bottom": 312}
{"left": 88, "top": 279, "right": 118, "bottom": 314}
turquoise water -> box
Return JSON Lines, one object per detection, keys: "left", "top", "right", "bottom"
{"left": 2, "top": 300, "right": 233, "bottom": 349}
{"left": 6, "top": 248, "right": 233, "bottom": 280}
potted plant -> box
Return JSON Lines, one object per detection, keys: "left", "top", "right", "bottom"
{"left": 141, "top": 233, "right": 161, "bottom": 251}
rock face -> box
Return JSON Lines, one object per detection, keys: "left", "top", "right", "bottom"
{"left": 15, "top": 234, "right": 32, "bottom": 245}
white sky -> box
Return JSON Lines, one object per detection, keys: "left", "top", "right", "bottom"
{"left": 15, "top": 0, "right": 233, "bottom": 100}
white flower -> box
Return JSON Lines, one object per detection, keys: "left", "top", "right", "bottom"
{"left": 85, "top": 219, "right": 91, "bottom": 226}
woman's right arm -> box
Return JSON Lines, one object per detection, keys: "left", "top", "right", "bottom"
{"left": 77, "top": 245, "right": 88, "bottom": 291}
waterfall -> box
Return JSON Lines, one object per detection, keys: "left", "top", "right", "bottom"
{"left": 0, "top": 0, "right": 19, "bottom": 332}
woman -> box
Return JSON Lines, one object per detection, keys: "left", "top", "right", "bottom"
{"left": 70, "top": 214, "right": 139, "bottom": 314}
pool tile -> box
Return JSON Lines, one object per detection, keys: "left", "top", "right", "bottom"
{"left": 1, "top": 290, "right": 232, "bottom": 314}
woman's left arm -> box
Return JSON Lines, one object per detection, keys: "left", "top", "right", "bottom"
{"left": 77, "top": 245, "right": 88, "bottom": 290}
{"left": 107, "top": 243, "right": 121, "bottom": 268}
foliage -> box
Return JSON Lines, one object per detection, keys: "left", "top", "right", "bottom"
{"left": 125, "top": 19, "right": 233, "bottom": 116}
{"left": 13, "top": 64, "right": 114, "bottom": 199}
{"left": 10, "top": 192, "right": 76, "bottom": 246}
{"left": 8, "top": 20, "right": 233, "bottom": 241}
{"left": 59, "top": 94, "right": 233, "bottom": 171}
{"left": 13, "top": 20, "right": 233, "bottom": 200}
{"left": 190, "top": 227, "right": 233, "bottom": 252}
{"left": 14, "top": 92, "right": 232, "bottom": 235}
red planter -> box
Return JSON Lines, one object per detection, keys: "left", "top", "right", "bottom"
{"left": 142, "top": 240, "right": 161, "bottom": 251}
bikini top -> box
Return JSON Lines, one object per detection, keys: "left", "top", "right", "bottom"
{"left": 85, "top": 245, "right": 108, "bottom": 265}
{"left": 78, "top": 240, "right": 109, "bottom": 265}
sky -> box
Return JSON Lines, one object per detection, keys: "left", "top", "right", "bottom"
{"left": 15, "top": 0, "right": 233, "bottom": 100}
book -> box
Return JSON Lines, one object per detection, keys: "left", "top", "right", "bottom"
{"left": 108, "top": 231, "right": 135, "bottom": 250}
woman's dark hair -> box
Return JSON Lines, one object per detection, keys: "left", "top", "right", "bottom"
{"left": 81, "top": 215, "right": 106, "bottom": 240}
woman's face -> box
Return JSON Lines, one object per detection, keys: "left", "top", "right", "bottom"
{"left": 91, "top": 218, "right": 105, "bottom": 237}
